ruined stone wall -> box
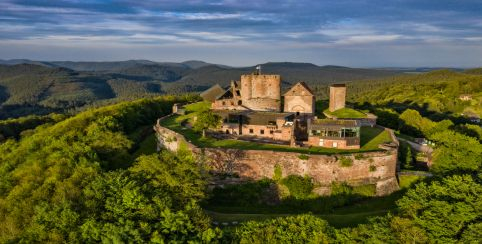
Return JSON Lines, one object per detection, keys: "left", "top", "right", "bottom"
{"left": 212, "top": 99, "right": 245, "bottom": 110}
{"left": 154, "top": 119, "right": 399, "bottom": 196}
{"left": 240, "top": 74, "right": 281, "bottom": 111}
{"left": 284, "top": 95, "right": 315, "bottom": 114}
{"left": 329, "top": 85, "right": 346, "bottom": 112}
{"left": 202, "top": 148, "right": 398, "bottom": 196}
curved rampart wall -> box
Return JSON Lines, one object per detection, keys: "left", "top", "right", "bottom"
{"left": 154, "top": 119, "right": 400, "bottom": 196}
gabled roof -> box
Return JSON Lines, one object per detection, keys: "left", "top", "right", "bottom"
{"left": 217, "top": 89, "right": 233, "bottom": 100}
{"left": 283, "top": 82, "right": 314, "bottom": 96}
{"left": 200, "top": 84, "right": 226, "bottom": 102}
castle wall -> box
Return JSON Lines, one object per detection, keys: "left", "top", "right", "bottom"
{"left": 201, "top": 148, "right": 398, "bottom": 196}
{"left": 154, "top": 119, "right": 399, "bottom": 196}
{"left": 329, "top": 85, "right": 346, "bottom": 112}
{"left": 212, "top": 99, "right": 245, "bottom": 110}
{"left": 284, "top": 95, "right": 315, "bottom": 114}
{"left": 217, "top": 124, "right": 292, "bottom": 141}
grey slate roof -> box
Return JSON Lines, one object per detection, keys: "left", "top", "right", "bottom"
{"left": 200, "top": 84, "right": 225, "bottom": 102}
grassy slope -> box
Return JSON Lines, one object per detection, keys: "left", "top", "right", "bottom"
{"left": 353, "top": 70, "right": 482, "bottom": 117}
{"left": 206, "top": 174, "right": 424, "bottom": 228}
{"left": 323, "top": 107, "right": 367, "bottom": 118}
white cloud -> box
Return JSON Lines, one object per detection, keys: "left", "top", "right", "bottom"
{"left": 334, "top": 34, "right": 402, "bottom": 45}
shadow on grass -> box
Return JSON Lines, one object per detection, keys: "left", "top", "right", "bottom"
{"left": 203, "top": 175, "right": 432, "bottom": 228}
{"left": 360, "top": 126, "right": 383, "bottom": 146}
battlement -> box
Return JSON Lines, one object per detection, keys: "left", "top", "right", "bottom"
{"left": 240, "top": 73, "right": 281, "bottom": 111}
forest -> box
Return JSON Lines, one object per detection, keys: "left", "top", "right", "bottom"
{"left": 0, "top": 61, "right": 398, "bottom": 119}
{"left": 0, "top": 90, "right": 481, "bottom": 242}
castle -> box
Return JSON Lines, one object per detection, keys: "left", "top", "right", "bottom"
{"left": 201, "top": 68, "right": 364, "bottom": 149}
{"left": 157, "top": 69, "right": 398, "bottom": 196}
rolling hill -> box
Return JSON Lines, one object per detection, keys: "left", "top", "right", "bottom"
{"left": 1, "top": 59, "right": 479, "bottom": 120}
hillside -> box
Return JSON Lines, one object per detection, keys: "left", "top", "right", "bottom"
{"left": 352, "top": 70, "right": 482, "bottom": 119}
{"left": 0, "top": 96, "right": 480, "bottom": 243}
{"left": 0, "top": 61, "right": 401, "bottom": 119}
{"left": 1, "top": 60, "right": 480, "bottom": 121}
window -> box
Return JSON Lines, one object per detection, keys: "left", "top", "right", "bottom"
{"left": 270, "top": 130, "right": 274, "bottom": 134}
{"left": 260, "top": 129, "right": 265, "bottom": 134}
{"left": 238, "top": 100, "right": 242, "bottom": 105}
{"left": 249, "top": 129, "right": 254, "bottom": 134}
{"left": 222, "top": 101, "right": 226, "bottom": 105}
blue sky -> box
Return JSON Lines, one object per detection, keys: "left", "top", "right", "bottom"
{"left": 0, "top": 0, "right": 481, "bottom": 67}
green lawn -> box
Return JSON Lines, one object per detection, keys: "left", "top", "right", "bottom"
{"left": 207, "top": 210, "right": 389, "bottom": 228}
{"left": 324, "top": 108, "right": 367, "bottom": 118}
{"left": 161, "top": 115, "right": 391, "bottom": 155}
{"left": 159, "top": 110, "right": 391, "bottom": 155}
{"left": 206, "top": 174, "right": 427, "bottom": 228}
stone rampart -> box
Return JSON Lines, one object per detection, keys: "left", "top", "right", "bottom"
{"left": 154, "top": 119, "right": 400, "bottom": 196}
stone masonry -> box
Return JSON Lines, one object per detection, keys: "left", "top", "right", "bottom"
{"left": 329, "top": 84, "right": 346, "bottom": 112}
{"left": 240, "top": 74, "right": 281, "bottom": 111}
{"left": 154, "top": 118, "right": 400, "bottom": 196}
{"left": 283, "top": 82, "right": 315, "bottom": 114}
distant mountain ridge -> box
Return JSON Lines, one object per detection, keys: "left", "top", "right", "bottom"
{"left": 0, "top": 59, "right": 224, "bottom": 71}
{"left": 5, "top": 59, "right": 477, "bottom": 119}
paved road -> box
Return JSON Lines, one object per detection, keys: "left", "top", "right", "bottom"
{"left": 397, "top": 137, "right": 433, "bottom": 154}
{"left": 398, "top": 171, "right": 433, "bottom": 177}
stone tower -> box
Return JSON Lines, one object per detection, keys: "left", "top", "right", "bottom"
{"left": 329, "top": 84, "right": 346, "bottom": 112}
{"left": 240, "top": 74, "right": 281, "bottom": 111}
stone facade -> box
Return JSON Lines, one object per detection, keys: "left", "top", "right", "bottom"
{"left": 240, "top": 74, "right": 281, "bottom": 111}
{"left": 211, "top": 81, "right": 245, "bottom": 110}
{"left": 283, "top": 82, "right": 315, "bottom": 115}
{"left": 306, "top": 136, "right": 360, "bottom": 149}
{"left": 215, "top": 111, "right": 294, "bottom": 141}
{"left": 329, "top": 84, "right": 346, "bottom": 112}
{"left": 204, "top": 72, "right": 361, "bottom": 149}
{"left": 154, "top": 119, "right": 400, "bottom": 196}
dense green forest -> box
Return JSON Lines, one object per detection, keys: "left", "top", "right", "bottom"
{"left": 0, "top": 61, "right": 398, "bottom": 119}
{"left": 2, "top": 61, "right": 481, "bottom": 122}
{"left": 0, "top": 95, "right": 481, "bottom": 242}
{"left": 311, "top": 69, "right": 482, "bottom": 122}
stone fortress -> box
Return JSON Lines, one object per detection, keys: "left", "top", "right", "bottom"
{"left": 154, "top": 67, "right": 400, "bottom": 196}
{"left": 201, "top": 67, "right": 365, "bottom": 149}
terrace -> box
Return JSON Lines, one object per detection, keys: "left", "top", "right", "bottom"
{"left": 158, "top": 102, "right": 393, "bottom": 155}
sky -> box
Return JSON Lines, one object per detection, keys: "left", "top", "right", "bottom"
{"left": 0, "top": 0, "right": 481, "bottom": 67}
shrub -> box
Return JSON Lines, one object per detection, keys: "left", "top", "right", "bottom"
{"left": 340, "top": 156, "right": 353, "bottom": 167}
{"left": 369, "top": 165, "right": 377, "bottom": 172}
{"left": 331, "top": 182, "right": 352, "bottom": 195}
{"left": 209, "top": 179, "right": 273, "bottom": 206}
{"left": 352, "top": 184, "right": 376, "bottom": 196}
{"left": 298, "top": 154, "right": 310, "bottom": 160}
{"left": 231, "top": 215, "right": 335, "bottom": 243}
{"left": 354, "top": 154, "right": 365, "bottom": 160}
{"left": 273, "top": 164, "right": 282, "bottom": 181}
{"left": 281, "top": 175, "right": 314, "bottom": 199}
